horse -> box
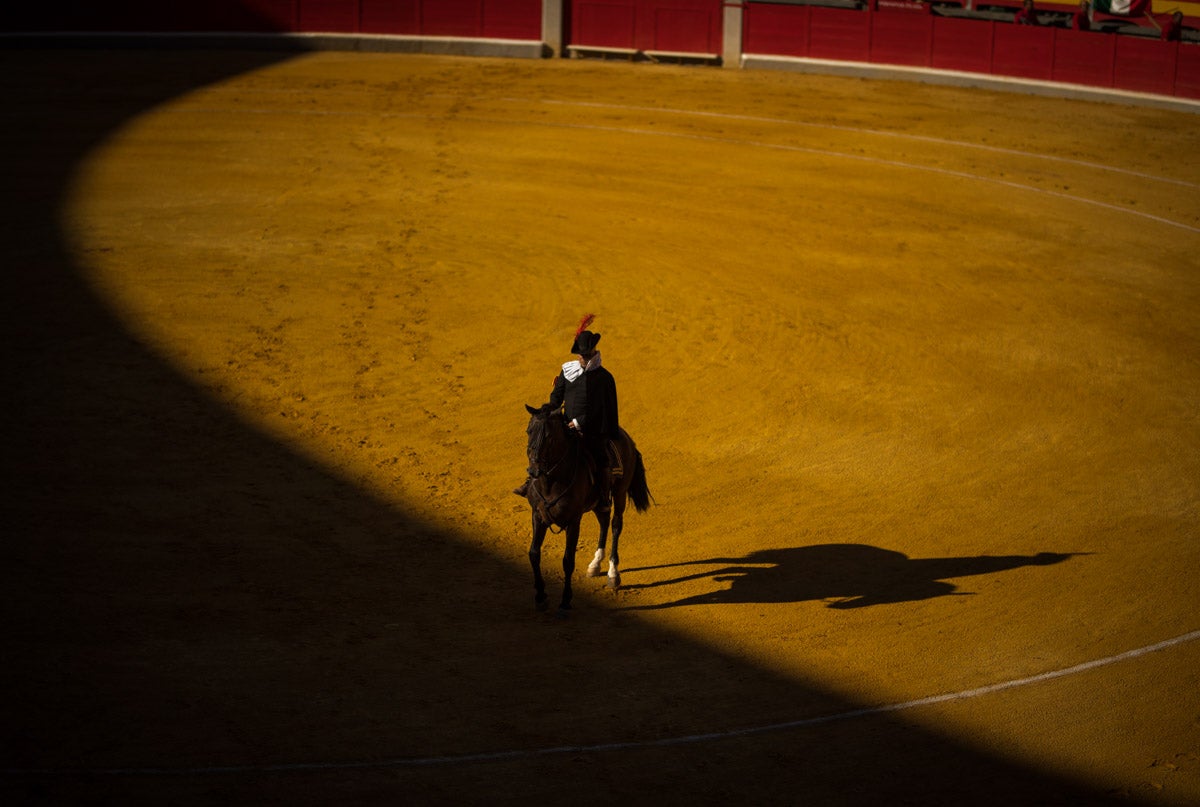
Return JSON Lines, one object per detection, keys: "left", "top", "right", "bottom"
{"left": 522, "top": 404, "right": 652, "bottom": 613}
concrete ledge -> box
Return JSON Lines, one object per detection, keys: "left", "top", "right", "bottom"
{"left": 566, "top": 44, "right": 639, "bottom": 59}
{"left": 644, "top": 49, "right": 721, "bottom": 64}
{"left": 566, "top": 44, "right": 721, "bottom": 64}
{"left": 3, "top": 31, "right": 1195, "bottom": 112}
{"left": 742, "top": 53, "right": 1200, "bottom": 114}
{"left": 0, "top": 31, "right": 549, "bottom": 59}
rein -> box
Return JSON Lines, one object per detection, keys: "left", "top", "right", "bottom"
{"left": 528, "top": 418, "right": 583, "bottom": 530}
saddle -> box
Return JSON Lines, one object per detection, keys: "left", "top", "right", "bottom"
{"left": 583, "top": 438, "right": 623, "bottom": 485}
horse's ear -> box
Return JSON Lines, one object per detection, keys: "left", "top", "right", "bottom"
{"left": 525, "top": 404, "right": 540, "bottom": 416}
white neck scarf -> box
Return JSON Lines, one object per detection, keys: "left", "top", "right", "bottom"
{"left": 562, "top": 351, "right": 601, "bottom": 382}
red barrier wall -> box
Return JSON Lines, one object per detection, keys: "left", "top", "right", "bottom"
{"left": 1115, "top": 35, "right": 1178, "bottom": 94}
{"left": 809, "top": 8, "right": 871, "bottom": 60}
{"left": 742, "top": 1, "right": 807, "bottom": 54}
{"left": 992, "top": 22, "right": 1055, "bottom": 79}
{"left": 1051, "top": 29, "right": 1116, "bottom": 87}
{"left": 360, "top": 0, "right": 420, "bottom": 34}
{"left": 569, "top": 0, "right": 722, "bottom": 53}
{"left": 2, "top": 1, "right": 1196, "bottom": 102}
{"left": 931, "top": 17, "right": 995, "bottom": 73}
{"left": 1176, "top": 39, "right": 1200, "bottom": 97}
{"left": 871, "top": 10, "right": 933, "bottom": 67}
{"left": 572, "top": 0, "right": 638, "bottom": 47}
{"left": 0, "top": 0, "right": 543, "bottom": 39}
{"left": 300, "top": 0, "right": 357, "bottom": 32}
{"left": 743, "top": 1, "right": 1199, "bottom": 100}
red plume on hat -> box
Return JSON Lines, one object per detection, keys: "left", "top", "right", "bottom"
{"left": 570, "top": 313, "right": 600, "bottom": 354}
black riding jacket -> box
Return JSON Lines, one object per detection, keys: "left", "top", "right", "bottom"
{"left": 547, "top": 364, "right": 619, "bottom": 441}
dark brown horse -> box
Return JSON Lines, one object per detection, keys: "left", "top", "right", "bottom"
{"left": 523, "top": 404, "right": 652, "bottom": 613}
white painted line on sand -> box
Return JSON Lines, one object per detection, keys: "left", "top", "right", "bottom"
{"left": 6, "top": 629, "right": 1198, "bottom": 776}
{"left": 523, "top": 97, "right": 1199, "bottom": 189}
{"left": 170, "top": 104, "right": 1200, "bottom": 235}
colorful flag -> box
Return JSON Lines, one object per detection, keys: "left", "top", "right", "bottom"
{"left": 1091, "top": 0, "right": 1150, "bottom": 15}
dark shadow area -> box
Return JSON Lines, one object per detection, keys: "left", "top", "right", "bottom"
{"left": 622, "top": 544, "right": 1082, "bottom": 610}
{"left": 0, "top": 36, "right": 1127, "bottom": 805}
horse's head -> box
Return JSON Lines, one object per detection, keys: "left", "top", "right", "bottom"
{"left": 524, "top": 403, "right": 567, "bottom": 479}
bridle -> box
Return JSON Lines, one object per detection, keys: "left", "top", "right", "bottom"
{"left": 526, "top": 413, "right": 583, "bottom": 528}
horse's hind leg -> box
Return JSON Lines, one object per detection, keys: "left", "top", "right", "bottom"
{"left": 588, "top": 507, "right": 611, "bottom": 578}
{"left": 607, "top": 493, "right": 626, "bottom": 589}
{"left": 529, "top": 516, "right": 549, "bottom": 611}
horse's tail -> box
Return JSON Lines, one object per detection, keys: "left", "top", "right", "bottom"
{"left": 628, "top": 449, "right": 653, "bottom": 513}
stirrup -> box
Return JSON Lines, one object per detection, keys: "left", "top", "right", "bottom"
{"left": 606, "top": 440, "right": 623, "bottom": 478}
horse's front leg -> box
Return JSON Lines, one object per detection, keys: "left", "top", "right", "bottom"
{"left": 559, "top": 517, "right": 582, "bottom": 614}
{"left": 587, "top": 507, "right": 611, "bottom": 578}
{"left": 529, "top": 514, "right": 549, "bottom": 611}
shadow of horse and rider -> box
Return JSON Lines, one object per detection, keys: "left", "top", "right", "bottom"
{"left": 620, "top": 544, "right": 1084, "bottom": 610}
{"left": 519, "top": 405, "right": 1082, "bottom": 614}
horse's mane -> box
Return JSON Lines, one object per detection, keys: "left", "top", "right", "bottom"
{"left": 526, "top": 407, "right": 566, "bottom": 455}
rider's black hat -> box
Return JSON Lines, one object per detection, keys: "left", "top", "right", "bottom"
{"left": 571, "top": 314, "right": 600, "bottom": 354}
{"left": 571, "top": 329, "right": 600, "bottom": 354}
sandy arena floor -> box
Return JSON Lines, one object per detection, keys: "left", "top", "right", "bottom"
{"left": 2, "top": 48, "right": 1199, "bottom": 804}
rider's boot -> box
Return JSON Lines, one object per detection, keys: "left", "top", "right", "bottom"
{"left": 513, "top": 477, "right": 531, "bottom": 497}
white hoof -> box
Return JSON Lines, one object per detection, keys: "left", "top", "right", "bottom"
{"left": 587, "top": 549, "right": 604, "bottom": 577}
{"left": 608, "top": 562, "right": 621, "bottom": 589}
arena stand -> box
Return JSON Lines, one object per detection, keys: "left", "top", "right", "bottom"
{"left": 1, "top": 0, "right": 1197, "bottom": 102}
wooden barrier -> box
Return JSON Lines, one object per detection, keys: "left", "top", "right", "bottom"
{"left": 1, "top": 0, "right": 544, "bottom": 39}
{"left": 992, "top": 20, "right": 1056, "bottom": 79}
{"left": 931, "top": 16, "right": 996, "bottom": 72}
{"left": 742, "top": 1, "right": 1199, "bottom": 99}
{"left": 1051, "top": 29, "right": 1117, "bottom": 87}
{"left": 569, "top": 0, "right": 723, "bottom": 55}
{"left": 1177, "top": 38, "right": 1200, "bottom": 96}
{"left": 1114, "top": 34, "right": 1178, "bottom": 94}
{"left": 871, "top": 8, "right": 934, "bottom": 67}
{"left": 1, "top": 0, "right": 1196, "bottom": 101}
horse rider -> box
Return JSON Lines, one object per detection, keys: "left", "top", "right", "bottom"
{"left": 515, "top": 314, "right": 620, "bottom": 510}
